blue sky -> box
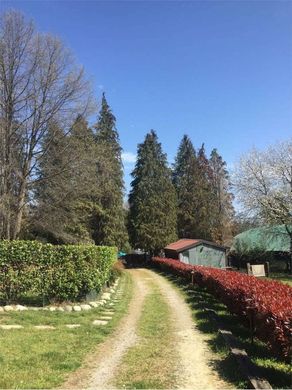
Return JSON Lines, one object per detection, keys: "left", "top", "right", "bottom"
{"left": 2, "top": 0, "right": 292, "bottom": 194}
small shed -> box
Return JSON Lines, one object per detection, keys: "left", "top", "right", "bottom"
{"left": 164, "top": 239, "right": 227, "bottom": 268}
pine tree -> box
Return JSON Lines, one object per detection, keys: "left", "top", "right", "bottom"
{"left": 93, "top": 93, "right": 128, "bottom": 249}
{"left": 209, "top": 148, "right": 234, "bottom": 244}
{"left": 128, "top": 130, "right": 177, "bottom": 254}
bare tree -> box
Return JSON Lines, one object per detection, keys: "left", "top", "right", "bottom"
{"left": 0, "top": 10, "right": 94, "bottom": 239}
{"left": 233, "top": 140, "right": 292, "bottom": 272}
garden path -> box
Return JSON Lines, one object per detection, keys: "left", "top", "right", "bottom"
{"left": 63, "top": 268, "right": 231, "bottom": 389}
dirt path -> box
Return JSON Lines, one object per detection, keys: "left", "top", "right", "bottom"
{"left": 148, "top": 269, "right": 230, "bottom": 389}
{"left": 63, "top": 269, "right": 150, "bottom": 389}
{"left": 63, "top": 268, "right": 231, "bottom": 389}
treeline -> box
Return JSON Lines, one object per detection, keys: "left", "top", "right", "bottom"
{"left": 0, "top": 11, "right": 128, "bottom": 248}
{"left": 0, "top": 10, "right": 234, "bottom": 251}
{"left": 128, "top": 131, "right": 234, "bottom": 253}
{"left": 33, "top": 94, "right": 128, "bottom": 248}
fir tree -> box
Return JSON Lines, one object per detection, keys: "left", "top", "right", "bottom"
{"left": 128, "top": 130, "right": 177, "bottom": 254}
{"left": 93, "top": 93, "right": 128, "bottom": 249}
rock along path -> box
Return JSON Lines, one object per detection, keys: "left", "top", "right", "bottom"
{"left": 63, "top": 268, "right": 231, "bottom": 389}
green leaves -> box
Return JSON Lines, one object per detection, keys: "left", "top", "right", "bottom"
{"left": 0, "top": 241, "right": 116, "bottom": 303}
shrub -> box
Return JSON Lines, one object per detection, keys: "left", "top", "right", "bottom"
{"left": 0, "top": 240, "right": 117, "bottom": 303}
{"left": 152, "top": 257, "right": 292, "bottom": 360}
{"left": 109, "top": 260, "right": 125, "bottom": 283}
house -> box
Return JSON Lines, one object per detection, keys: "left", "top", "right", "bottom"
{"left": 164, "top": 239, "right": 227, "bottom": 268}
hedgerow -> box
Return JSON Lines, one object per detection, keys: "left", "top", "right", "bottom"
{"left": 152, "top": 257, "right": 292, "bottom": 360}
{"left": 0, "top": 240, "right": 117, "bottom": 303}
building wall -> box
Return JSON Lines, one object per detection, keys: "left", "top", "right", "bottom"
{"left": 179, "top": 243, "right": 226, "bottom": 268}
{"left": 165, "top": 249, "right": 179, "bottom": 259}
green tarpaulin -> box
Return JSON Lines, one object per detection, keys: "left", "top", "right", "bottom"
{"left": 231, "top": 225, "right": 291, "bottom": 253}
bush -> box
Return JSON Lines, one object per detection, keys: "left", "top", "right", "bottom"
{"left": 152, "top": 257, "right": 292, "bottom": 360}
{"left": 109, "top": 260, "right": 125, "bottom": 283}
{"left": 0, "top": 240, "right": 117, "bottom": 303}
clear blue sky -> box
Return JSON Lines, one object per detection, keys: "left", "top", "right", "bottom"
{"left": 2, "top": 0, "right": 292, "bottom": 193}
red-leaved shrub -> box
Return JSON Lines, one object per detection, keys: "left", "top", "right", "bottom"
{"left": 152, "top": 257, "right": 292, "bottom": 360}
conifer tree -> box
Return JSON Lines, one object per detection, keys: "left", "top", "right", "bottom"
{"left": 173, "top": 135, "right": 200, "bottom": 238}
{"left": 67, "top": 115, "right": 98, "bottom": 241}
{"left": 33, "top": 121, "right": 75, "bottom": 242}
{"left": 34, "top": 116, "right": 97, "bottom": 243}
{"left": 209, "top": 148, "right": 234, "bottom": 244}
{"left": 128, "top": 130, "right": 177, "bottom": 253}
{"left": 196, "top": 143, "right": 215, "bottom": 239}
{"left": 93, "top": 93, "right": 128, "bottom": 249}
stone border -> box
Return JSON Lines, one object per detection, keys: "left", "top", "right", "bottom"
{"left": 0, "top": 279, "right": 120, "bottom": 313}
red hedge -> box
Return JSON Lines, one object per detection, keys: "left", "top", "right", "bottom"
{"left": 152, "top": 257, "right": 292, "bottom": 359}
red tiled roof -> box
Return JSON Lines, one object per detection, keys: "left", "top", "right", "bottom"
{"left": 165, "top": 239, "right": 201, "bottom": 251}
{"left": 165, "top": 239, "right": 227, "bottom": 252}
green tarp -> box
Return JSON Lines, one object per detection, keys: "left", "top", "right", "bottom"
{"left": 231, "top": 225, "right": 291, "bottom": 253}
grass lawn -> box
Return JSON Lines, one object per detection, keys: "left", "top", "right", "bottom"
{"left": 268, "top": 272, "right": 292, "bottom": 286}
{"left": 115, "top": 282, "right": 177, "bottom": 389}
{"left": 0, "top": 273, "right": 133, "bottom": 389}
{"left": 159, "top": 271, "right": 291, "bottom": 389}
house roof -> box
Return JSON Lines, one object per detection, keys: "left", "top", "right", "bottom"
{"left": 165, "top": 239, "right": 226, "bottom": 252}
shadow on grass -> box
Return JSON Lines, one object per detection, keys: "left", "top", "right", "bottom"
{"left": 154, "top": 269, "right": 292, "bottom": 390}
{"left": 0, "top": 294, "right": 48, "bottom": 307}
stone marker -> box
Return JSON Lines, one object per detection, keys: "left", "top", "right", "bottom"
{"left": 93, "top": 319, "right": 108, "bottom": 326}
{"left": 65, "top": 324, "right": 81, "bottom": 328}
{"left": 34, "top": 325, "right": 55, "bottom": 330}
{"left": 16, "top": 304, "right": 27, "bottom": 311}
{"left": 73, "top": 305, "right": 82, "bottom": 312}
{"left": 0, "top": 324, "right": 23, "bottom": 329}
{"left": 89, "top": 302, "right": 99, "bottom": 308}
{"left": 101, "top": 293, "right": 111, "bottom": 300}
{"left": 80, "top": 304, "right": 91, "bottom": 311}
{"left": 4, "top": 305, "right": 14, "bottom": 312}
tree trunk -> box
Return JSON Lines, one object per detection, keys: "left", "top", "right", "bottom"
{"left": 12, "top": 177, "right": 27, "bottom": 239}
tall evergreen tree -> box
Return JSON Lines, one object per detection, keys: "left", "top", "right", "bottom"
{"left": 209, "top": 148, "right": 234, "bottom": 244}
{"left": 67, "top": 115, "right": 98, "bottom": 241}
{"left": 33, "top": 121, "right": 76, "bottom": 242}
{"left": 33, "top": 116, "right": 97, "bottom": 243}
{"left": 196, "top": 143, "right": 215, "bottom": 239}
{"left": 128, "top": 130, "right": 177, "bottom": 253}
{"left": 173, "top": 137, "right": 215, "bottom": 240}
{"left": 93, "top": 93, "right": 128, "bottom": 249}
{"left": 173, "top": 135, "right": 200, "bottom": 238}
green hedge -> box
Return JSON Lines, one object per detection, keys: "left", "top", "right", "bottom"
{"left": 0, "top": 240, "right": 117, "bottom": 303}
